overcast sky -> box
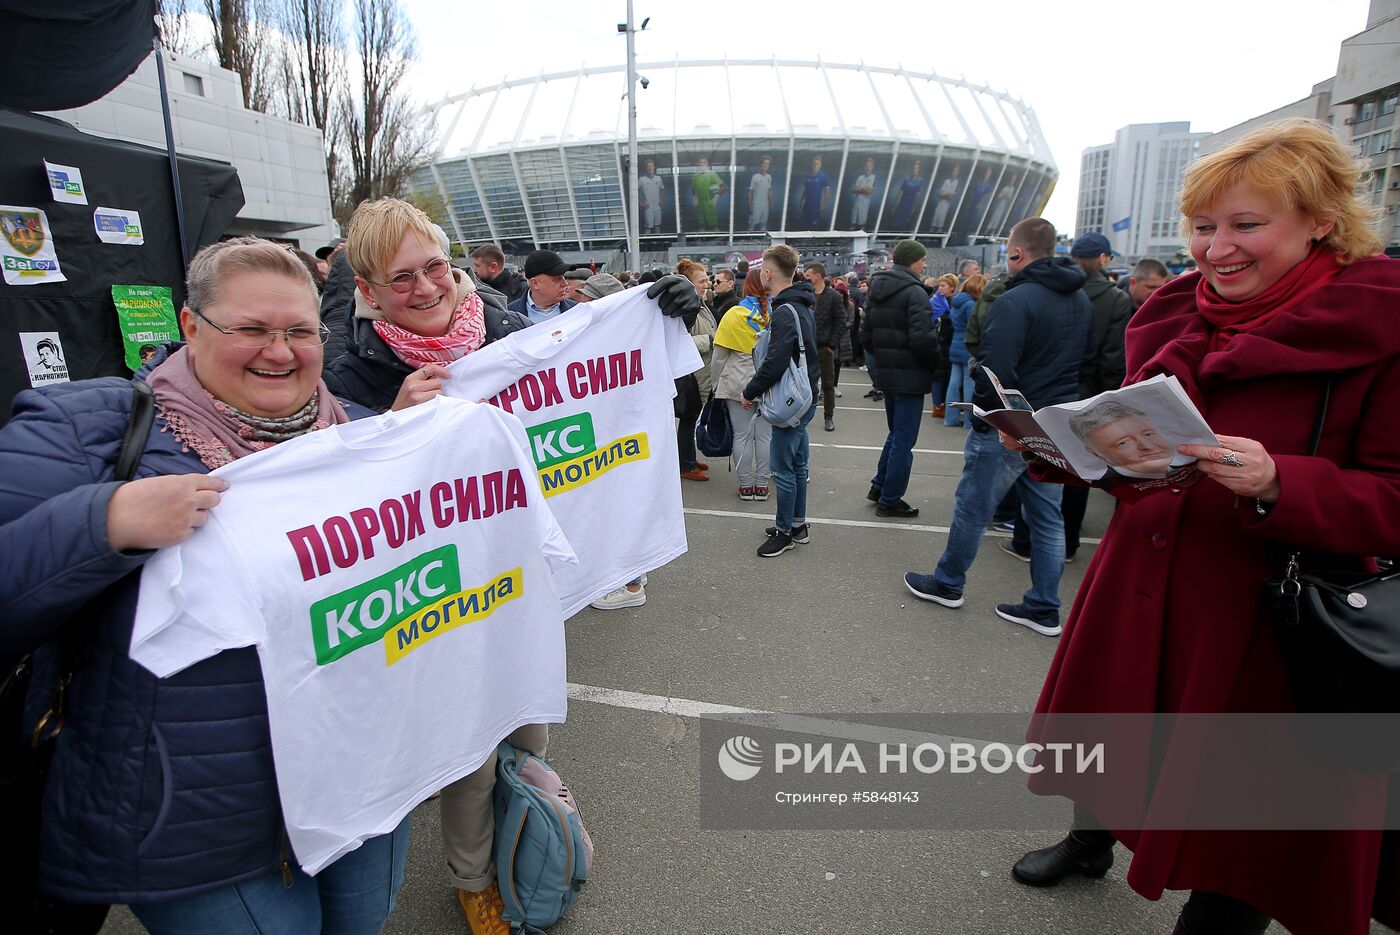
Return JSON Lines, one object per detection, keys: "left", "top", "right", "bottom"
{"left": 402, "top": 0, "right": 1372, "bottom": 236}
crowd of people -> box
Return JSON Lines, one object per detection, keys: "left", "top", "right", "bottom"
{"left": 2, "top": 118, "right": 1397, "bottom": 935}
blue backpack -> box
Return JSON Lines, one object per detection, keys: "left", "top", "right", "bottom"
{"left": 492, "top": 742, "right": 593, "bottom": 933}
{"left": 751, "top": 303, "right": 813, "bottom": 427}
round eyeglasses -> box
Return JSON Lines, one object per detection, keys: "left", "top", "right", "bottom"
{"left": 369, "top": 257, "right": 453, "bottom": 294}
{"left": 192, "top": 309, "right": 331, "bottom": 348}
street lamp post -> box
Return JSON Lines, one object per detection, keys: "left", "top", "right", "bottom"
{"left": 619, "top": 5, "right": 648, "bottom": 270}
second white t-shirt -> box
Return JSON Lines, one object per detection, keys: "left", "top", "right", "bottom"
{"left": 443, "top": 286, "right": 702, "bottom": 616}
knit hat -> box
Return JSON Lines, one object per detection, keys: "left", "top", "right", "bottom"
{"left": 892, "top": 239, "right": 927, "bottom": 268}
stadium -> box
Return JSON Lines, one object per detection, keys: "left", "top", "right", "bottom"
{"left": 412, "top": 59, "right": 1058, "bottom": 263}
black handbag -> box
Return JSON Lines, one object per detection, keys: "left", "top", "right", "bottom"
{"left": 2, "top": 379, "right": 153, "bottom": 932}
{"left": 695, "top": 391, "right": 733, "bottom": 458}
{"left": 1261, "top": 379, "right": 1400, "bottom": 728}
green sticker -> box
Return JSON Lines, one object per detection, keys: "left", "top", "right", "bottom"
{"left": 111, "top": 285, "right": 179, "bottom": 371}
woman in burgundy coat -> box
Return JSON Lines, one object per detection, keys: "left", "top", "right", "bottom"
{"left": 1009, "top": 119, "right": 1400, "bottom": 934}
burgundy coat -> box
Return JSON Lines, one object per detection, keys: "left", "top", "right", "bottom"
{"left": 1028, "top": 256, "right": 1400, "bottom": 934}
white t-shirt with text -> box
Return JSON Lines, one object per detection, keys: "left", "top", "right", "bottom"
{"left": 132, "top": 399, "right": 575, "bottom": 874}
{"left": 442, "top": 286, "right": 702, "bottom": 616}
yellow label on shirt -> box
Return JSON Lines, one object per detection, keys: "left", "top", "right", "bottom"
{"left": 537, "top": 433, "right": 649, "bottom": 498}
{"left": 382, "top": 567, "right": 523, "bottom": 665}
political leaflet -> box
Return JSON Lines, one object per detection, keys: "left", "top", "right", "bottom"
{"left": 112, "top": 285, "right": 180, "bottom": 370}
{"left": 1, "top": 205, "right": 65, "bottom": 286}
{"left": 963, "top": 368, "right": 1218, "bottom": 494}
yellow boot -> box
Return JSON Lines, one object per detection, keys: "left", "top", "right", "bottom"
{"left": 457, "top": 880, "right": 511, "bottom": 935}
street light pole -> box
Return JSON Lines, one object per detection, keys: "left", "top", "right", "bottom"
{"left": 624, "top": 0, "right": 640, "bottom": 270}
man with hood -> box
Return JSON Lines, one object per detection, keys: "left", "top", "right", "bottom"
{"left": 859, "top": 239, "right": 943, "bottom": 518}
{"left": 1006, "top": 232, "right": 1133, "bottom": 563}
{"left": 904, "top": 218, "right": 1094, "bottom": 638}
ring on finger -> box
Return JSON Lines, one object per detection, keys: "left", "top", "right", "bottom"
{"left": 1218, "top": 450, "right": 1245, "bottom": 467}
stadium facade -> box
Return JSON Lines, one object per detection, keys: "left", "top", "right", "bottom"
{"left": 412, "top": 60, "right": 1057, "bottom": 258}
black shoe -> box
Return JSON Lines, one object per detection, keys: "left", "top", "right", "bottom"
{"left": 1011, "top": 830, "right": 1114, "bottom": 887}
{"left": 866, "top": 486, "right": 882, "bottom": 503}
{"left": 875, "top": 499, "right": 919, "bottom": 518}
{"left": 823, "top": 417, "right": 834, "bottom": 432}
{"left": 995, "top": 602, "right": 1062, "bottom": 637}
{"left": 870, "top": 391, "right": 884, "bottom": 401}
{"left": 757, "top": 531, "right": 794, "bottom": 557}
{"left": 997, "top": 540, "right": 1032, "bottom": 563}
{"left": 765, "top": 523, "right": 810, "bottom": 544}
{"left": 862, "top": 389, "right": 879, "bottom": 399}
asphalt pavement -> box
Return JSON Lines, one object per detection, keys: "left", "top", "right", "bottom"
{"left": 103, "top": 367, "right": 1355, "bottom": 934}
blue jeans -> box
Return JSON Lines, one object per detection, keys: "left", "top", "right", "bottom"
{"left": 770, "top": 403, "right": 815, "bottom": 533}
{"left": 130, "top": 816, "right": 411, "bottom": 935}
{"left": 944, "top": 361, "right": 967, "bottom": 426}
{"left": 931, "top": 426, "right": 1065, "bottom": 614}
{"left": 870, "top": 393, "right": 925, "bottom": 505}
{"left": 865, "top": 356, "right": 877, "bottom": 390}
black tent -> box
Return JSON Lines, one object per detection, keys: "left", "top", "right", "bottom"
{"left": 0, "top": 107, "right": 244, "bottom": 415}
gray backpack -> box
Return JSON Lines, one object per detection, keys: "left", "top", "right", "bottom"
{"left": 751, "top": 303, "right": 813, "bottom": 427}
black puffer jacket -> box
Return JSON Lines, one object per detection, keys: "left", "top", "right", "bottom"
{"left": 976, "top": 256, "right": 1094, "bottom": 411}
{"left": 1081, "top": 272, "right": 1133, "bottom": 396}
{"left": 858, "top": 265, "right": 942, "bottom": 395}
{"left": 323, "top": 270, "right": 527, "bottom": 412}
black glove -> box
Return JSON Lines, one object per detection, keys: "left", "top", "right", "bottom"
{"left": 646, "top": 274, "right": 700, "bottom": 319}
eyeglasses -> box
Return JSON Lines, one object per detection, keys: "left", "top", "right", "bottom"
{"left": 368, "top": 257, "right": 452, "bottom": 293}
{"left": 192, "top": 309, "right": 330, "bottom": 349}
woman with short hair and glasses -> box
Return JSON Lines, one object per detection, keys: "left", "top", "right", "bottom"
{"left": 321, "top": 199, "right": 530, "bottom": 414}
{"left": 0, "top": 237, "right": 407, "bottom": 933}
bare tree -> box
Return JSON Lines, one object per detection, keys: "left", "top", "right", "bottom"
{"left": 338, "top": 0, "right": 433, "bottom": 223}
{"left": 203, "top": 0, "right": 278, "bottom": 111}
{"left": 155, "top": 0, "right": 208, "bottom": 57}
{"left": 278, "top": 0, "right": 343, "bottom": 133}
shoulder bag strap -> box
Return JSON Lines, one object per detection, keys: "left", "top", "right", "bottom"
{"left": 1305, "top": 378, "right": 1331, "bottom": 458}
{"left": 116, "top": 380, "right": 155, "bottom": 482}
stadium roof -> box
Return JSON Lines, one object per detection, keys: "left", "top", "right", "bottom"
{"left": 425, "top": 59, "right": 1055, "bottom": 169}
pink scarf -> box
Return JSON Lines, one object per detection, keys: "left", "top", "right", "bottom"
{"left": 147, "top": 346, "right": 350, "bottom": 470}
{"left": 1195, "top": 244, "right": 1343, "bottom": 352}
{"left": 372, "top": 290, "right": 486, "bottom": 369}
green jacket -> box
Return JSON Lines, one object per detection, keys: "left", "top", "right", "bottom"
{"left": 962, "top": 271, "right": 1008, "bottom": 360}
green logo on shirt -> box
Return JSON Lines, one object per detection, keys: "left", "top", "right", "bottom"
{"left": 526, "top": 412, "right": 596, "bottom": 469}
{"left": 310, "top": 545, "right": 461, "bottom": 665}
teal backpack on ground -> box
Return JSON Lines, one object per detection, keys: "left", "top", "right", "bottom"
{"left": 492, "top": 741, "right": 593, "bottom": 933}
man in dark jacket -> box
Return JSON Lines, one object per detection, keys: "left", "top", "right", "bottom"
{"left": 470, "top": 243, "right": 526, "bottom": 303}
{"left": 1007, "top": 233, "right": 1135, "bottom": 563}
{"left": 506, "top": 250, "right": 578, "bottom": 323}
{"left": 743, "top": 244, "right": 819, "bottom": 558}
{"left": 711, "top": 267, "right": 741, "bottom": 321}
{"left": 905, "top": 218, "right": 1093, "bottom": 637}
{"left": 807, "top": 262, "right": 846, "bottom": 431}
{"left": 858, "top": 239, "right": 942, "bottom": 518}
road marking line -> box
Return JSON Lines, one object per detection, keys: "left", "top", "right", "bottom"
{"left": 565, "top": 683, "right": 1023, "bottom": 749}
{"left": 812, "top": 441, "right": 965, "bottom": 456}
{"left": 681, "top": 507, "right": 1102, "bottom": 546}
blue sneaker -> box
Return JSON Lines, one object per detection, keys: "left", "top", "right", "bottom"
{"left": 995, "top": 602, "right": 1062, "bottom": 637}
{"left": 904, "top": 573, "right": 964, "bottom": 608}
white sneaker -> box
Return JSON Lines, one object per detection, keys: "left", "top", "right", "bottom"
{"left": 834, "top": 388, "right": 843, "bottom": 397}
{"left": 590, "top": 584, "right": 646, "bottom": 610}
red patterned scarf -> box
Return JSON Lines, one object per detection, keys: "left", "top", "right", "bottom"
{"left": 1195, "top": 244, "right": 1343, "bottom": 352}
{"left": 372, "top": 290, "right": 486, "bottom": 368}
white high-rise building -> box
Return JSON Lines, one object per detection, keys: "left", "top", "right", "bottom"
{"left": 1075, "top": 122, "right": 1207, "bottom": 262}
